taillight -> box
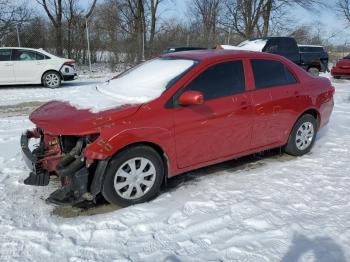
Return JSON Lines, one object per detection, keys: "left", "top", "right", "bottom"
{"left": 64, "top": 60, "right": 75, "bottom": 65}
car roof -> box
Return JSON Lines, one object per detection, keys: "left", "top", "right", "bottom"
{"left": 162, "top": 49, "right": 280, "bottom": 61}
{"left": 0, "top": 47, "right": 45, "bottom": 52}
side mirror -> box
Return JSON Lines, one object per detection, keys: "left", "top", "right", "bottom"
{"left": 178, "top": 91, "right": 204, "bottom": 106}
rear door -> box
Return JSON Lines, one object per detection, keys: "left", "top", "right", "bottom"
{"left": 249, "top": 59, "right": 300, "bottom": 147}
{"left": 12, "top": 49, "right": 46, "bottom": 83}
{"left": 0, "top": 49, "right": 15, "bottom": 84}
{"left": 173, "top": 60, "right": 253, "bottom": 168}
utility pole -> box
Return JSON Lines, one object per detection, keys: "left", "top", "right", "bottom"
{"left": 85, "top": 18, "right": 92, "bottom": 72}
{"left": 16, "top": 24, "right": 21, "bottom": 47}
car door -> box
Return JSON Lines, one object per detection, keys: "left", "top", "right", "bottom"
{"left": 173, "top": 60, "right": 253, "bottom": 169}
{"left": 12, "top": 49, "right": 45, "bottom": 83}
{"left": 0, "top": 49, "right": 15, "bottom": 84}
{"left": 249, "top": 59, "right": 300, "bottom": 148}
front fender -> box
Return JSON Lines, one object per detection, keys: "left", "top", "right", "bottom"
{"left": 84, "top": 126, "right": 175, "bottom": 164}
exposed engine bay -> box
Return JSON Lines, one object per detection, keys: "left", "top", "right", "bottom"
{"left": 21, "top": 128, "right": 105, "bottom": 205}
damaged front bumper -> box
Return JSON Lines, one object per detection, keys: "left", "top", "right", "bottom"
{"left": 21, "top": 130, "right": 92, "bottom": 206}
{"left": 21, "top": 131, "right": 50, "bottom": 186}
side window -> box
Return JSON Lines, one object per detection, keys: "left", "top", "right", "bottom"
{"left": 264, "top": 39, "right": 278, "bottom": 53}
{"left": 36, "top": 52, "right": 45, "bottom": 60}
{"left": 0, "top": 49, "right": 12, "bottom": 61}
{"left": 14, "top": 50, "right": 37, "bottom": 61}
{"left": 251, "top": 59, "right": 297, "bottom": 89}
{"left": 184, "top": 60, "right": 245, "bottom": 100}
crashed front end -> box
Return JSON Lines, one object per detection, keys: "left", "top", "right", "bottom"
{"left": 21, "top": 127, "right": 102, "bottom": 205}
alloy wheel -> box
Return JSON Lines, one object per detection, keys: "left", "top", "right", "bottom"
{"left": 45, "top": 73, "right": 60, "bottom": 88}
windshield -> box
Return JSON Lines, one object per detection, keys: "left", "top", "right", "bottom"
{"left": 97, "top": 57, "right": 197, "bottom": 104}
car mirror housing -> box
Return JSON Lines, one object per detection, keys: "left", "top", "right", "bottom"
{"left": 178, "top": 91, "right": 204, "bottom": 106}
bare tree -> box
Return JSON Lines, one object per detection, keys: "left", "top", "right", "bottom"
{"left": 36, "top": 0, "right": 97, "bottom": 56}
{"left": 222, "top": 0, "right": 265, "bottom": 39}
{"left": 191, "top": 0, "right": 221, "bottom": 47}
{"left": 0, "top": 0, "right": 30, "bottom": 41}
{"left": 338, "top": 0, "right": 350, "bottom": 23}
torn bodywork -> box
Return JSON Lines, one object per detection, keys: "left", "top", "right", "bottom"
{"left": 21, "top": 128, "right": 104, "bottom": 205}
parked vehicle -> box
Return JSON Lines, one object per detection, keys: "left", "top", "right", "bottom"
{"left": 162, "top": 47, "right": 207, "bottom": 53}
{"left": 331, "top": 54, "right": 350, "bottom": 79}
{"left": 21, "top": 50, "right": 335, "bottom": 206}
{"left": 220, "top": 37, "right": 329, "bottom": 76}
{"left": 0, "top": 47, "right": 77, "bottom": 88}
{"left": 298, "top": 44, "right": 329, "bottom": 75}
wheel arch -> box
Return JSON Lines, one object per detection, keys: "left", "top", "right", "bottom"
{"left": 90, "top": 141, "right": 170, "bottom": 197}
{"left": 299, "top": 108, "right": 321, "bottom": 130}
{"left": 41, "top": 69, "right": 62, "bottom": 84}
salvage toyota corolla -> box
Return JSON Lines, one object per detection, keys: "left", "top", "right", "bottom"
{"left": 21, "top": 50, "right": 335, "bottom": 206}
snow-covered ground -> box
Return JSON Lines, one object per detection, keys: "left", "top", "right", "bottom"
{"left": 0, "top": 75, "right": 350, "bottom": 261}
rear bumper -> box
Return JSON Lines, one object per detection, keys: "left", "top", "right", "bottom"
{"left": 331, "top": 67, "right": 350, "bottom": 77}
{"left": 62, "top": 73, "right": 78, "bottom": 81}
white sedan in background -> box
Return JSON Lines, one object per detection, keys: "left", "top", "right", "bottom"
{"left": 0, "top": 47, "right": 77, "bottom": 88}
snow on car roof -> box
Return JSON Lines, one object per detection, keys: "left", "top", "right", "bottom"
{"left": 216, "top": 39, "right": 267, "bottom": 52}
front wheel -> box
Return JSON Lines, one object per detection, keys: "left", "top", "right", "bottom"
{"left": 285, "top": 114, "right": 317, "bottom": 156}
{"left": 42, "top": 71, "right": 61, "bottom": 88}
{"left": 102, "top": 145, "right": 164, "bottom": 207}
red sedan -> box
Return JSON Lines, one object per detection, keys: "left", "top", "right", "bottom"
{"left": 331, "top": 54, "right": 350, "bottom": 79}
{"left": 21, "top": 50, "right": 335, "bottom": 206}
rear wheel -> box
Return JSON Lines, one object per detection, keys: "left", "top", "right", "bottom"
{"left": 102, "top": 145, "right": 164, "bottom": 207}
{"left": 308, "top": 67, "right": 320, "bottom": 77}
{"left": 285, "top": 114, "right": 317, "bottom": 156}
{"left": 42, "top": 71, "right": 61, "bottom": 88}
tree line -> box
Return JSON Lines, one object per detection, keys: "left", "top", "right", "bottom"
{"left": 1, "top": 0, "right": 350, "bottom": 67}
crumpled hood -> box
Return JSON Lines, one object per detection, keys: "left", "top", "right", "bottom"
{"left": 29, "top": 101, "right": 141, "bottom": 135}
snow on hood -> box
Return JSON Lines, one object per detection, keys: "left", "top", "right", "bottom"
{"left": 60, "top": 58, "right": 196, "bottom": 113}
{"left": 220, "top": 39, "right": 267, "bottom": 52}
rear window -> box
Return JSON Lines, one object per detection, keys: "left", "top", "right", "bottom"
{"left": 251, "top": 59, "right": 297, "bottom": 89}
{"left": 0, "top": 49, "right": 12, "bottom": 61}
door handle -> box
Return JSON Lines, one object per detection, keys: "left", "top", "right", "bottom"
{"left": 294, "top": 91, "right": 300, "bottom": 98}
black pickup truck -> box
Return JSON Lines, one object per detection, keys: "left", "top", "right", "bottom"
{"left": 236, "top": 37, "right": 329, "bottom": 76}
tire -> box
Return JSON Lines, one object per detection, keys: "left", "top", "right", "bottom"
{"left": 102, "top": 145, "right": 165, "bottom": 207}
{"left": 42, "top": 71, "right": 61, "bottom": 88}
{"left": 334, "top": 76, "right": 341, "bottom": 79}
{"left": 308, "top": 67, "right": 320, "bottom": 77}
{"left": 284, "top": 114, "right": 317, "bottom": 156}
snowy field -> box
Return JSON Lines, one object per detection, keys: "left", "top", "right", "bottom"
{"left": 0, "top": 74, "right": 350, "bottom": 261}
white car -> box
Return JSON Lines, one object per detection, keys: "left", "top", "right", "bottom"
{"left": 0, "top": 47, "right": 77, "bottom": 88}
